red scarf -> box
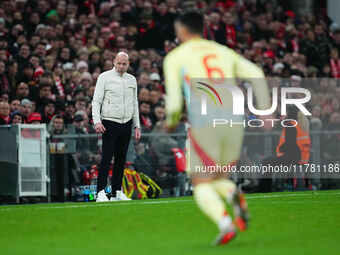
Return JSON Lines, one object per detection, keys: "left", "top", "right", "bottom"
{"left": 291, "top": 39, "right": 299, "bottom": 53}
{"left": 141, "top": 115, "right": 152, "bottom": 129}
{"left": 225, "top": 24, "right": 236, "bottom": 48}
{"left": 139, "top": 20, "right": 155, "bottom": 35}
{"left": 330, "top": 59, "right": 340, "bottom": 78}
{"left": 55, "top": 77, "right": 65, "bottom": 97}
{"left": 0, "top": 115, "right": 10, "bottom": 124}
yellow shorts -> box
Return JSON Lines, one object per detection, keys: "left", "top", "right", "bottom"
{"left": 186, "top": 125, "right": 244, "bottom": 178}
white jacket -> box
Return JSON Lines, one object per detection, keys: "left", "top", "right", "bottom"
{"left": 92, "top": 68, "right": 140, "bottom": 128}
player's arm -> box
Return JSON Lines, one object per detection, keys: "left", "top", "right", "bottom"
{"left": 163, "top": 53, "right": 183, "bottom": 129}
{"left": 234, "top": 53, "right": 271, "bottom": 111}
{"left": 92, "top": 74, "right": 105, "bottom": 125}
{"left": 132, "top": 77, "right": 140, "bottom": 129}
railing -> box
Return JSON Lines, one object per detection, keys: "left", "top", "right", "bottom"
{"left": 48, "top": 128, "right": 340, "bottom": 196}
{"left": 49, "top": 130, "right": 340, "bottom": 166}
{"left": 1, "top": 124, "right": 340, "bottom": 202}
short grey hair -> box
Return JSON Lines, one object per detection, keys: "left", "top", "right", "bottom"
{"left": 116, "top": 51, "right": 129, "bottom": 59}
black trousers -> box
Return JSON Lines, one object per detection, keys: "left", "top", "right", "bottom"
{"left": 259, "top": 154, "right": 300, "bottom": 192}
{"left": 97, "top": 119, "right": 132, "bottom": 193}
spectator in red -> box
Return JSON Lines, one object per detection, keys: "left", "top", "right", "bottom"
{"left": 223, "top": 12, "right": 236, "bottom": 49}
{"left": 139, "top": 101, "right": 153, "bottom": 132}
{"left": 285, "top": 25, "right": 300, "bottom": 54}
{"left": 20, "top": 112, "right": 42, "bottom": 138}
{"left": 29, "top": 55, "right": 41, "bottom": 70}
{"left": 0, "top": 101, "right": 10, "bottom": 124}
{"left": 28, "top": 112, "right": 42, "bottom": 124}
{"left": 330, "top": 48, "right": 340, "bottom": 78}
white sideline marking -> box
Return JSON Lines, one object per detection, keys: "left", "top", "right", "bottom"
{"left": 49, "top": 199, "right": 191, "bottom": 209}
{"left": 0, "top": 192, "right": 339, "bottom": 211}
{"left": 0, "top": 199, "right": 192, "bottom": 211}
{"left": 247, "top": 193, "right": 311, "bottom": 199}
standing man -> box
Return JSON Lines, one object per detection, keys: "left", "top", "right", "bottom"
{"left": 92, "top": 52, "right": 141, "bottom": 202}
{"left": 163, "top": 12, "right": 271, "bottom": 245}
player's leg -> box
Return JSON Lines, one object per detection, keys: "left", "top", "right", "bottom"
{"left": 189, "top": 130, "right": 236, "bottom": 245}
{"left": 212, "top": 177, "right": 249, "bottom": 231}
{"left": 112, "top": 120, "right": 132, "bottom": 200}
{"left": 192, "top": 176, "right": 236, "bottom": 245}
{"left": 97, "top": 120, "right": 118, "bottom": 202}
{"left": 211, "top": 125, "right": 249, "bottom": 231}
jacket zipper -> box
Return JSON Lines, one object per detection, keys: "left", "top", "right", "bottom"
{"left": 122, "top": 76, "right": 125, "bottom": 122}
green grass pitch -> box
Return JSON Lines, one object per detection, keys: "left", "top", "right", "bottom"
{"left": 1, "top": 190, "right": 339, "bottom": 255}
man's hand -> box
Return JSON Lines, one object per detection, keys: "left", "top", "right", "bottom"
{"left": 94, "top": 123, "right": 106, "bottom": 134}
{"left": 135, "top": 127, "right": 141, "bottom": 141}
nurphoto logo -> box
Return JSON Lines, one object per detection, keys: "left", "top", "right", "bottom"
{"left": 196, "top": 81, "right": 311, "bottom": 128}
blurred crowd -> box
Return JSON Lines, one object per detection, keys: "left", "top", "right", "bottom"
{"left": 0, "top": 0, "right": 339, "bottom": 186}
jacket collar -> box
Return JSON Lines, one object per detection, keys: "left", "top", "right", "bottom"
{"left": 113, "top": 67, "right": 125, "bottom": 77}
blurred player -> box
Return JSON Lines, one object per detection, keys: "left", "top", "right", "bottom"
{"left": 163, "top": 12, "right": 271, "bottom": 245}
